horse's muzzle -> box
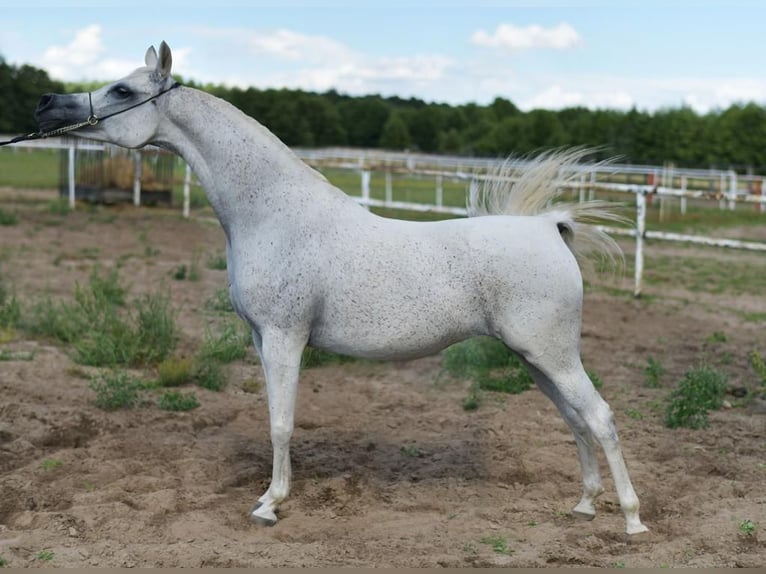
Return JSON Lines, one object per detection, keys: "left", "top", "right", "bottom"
{"left": 34, "top": 93, "right": 81, "bottom": 133}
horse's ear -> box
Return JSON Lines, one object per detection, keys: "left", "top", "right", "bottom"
{"left": 145, "top": 46, "right": 158, "bottom": 68}
{"left": 157, "top": 41, "right": 173, "bottom": 78}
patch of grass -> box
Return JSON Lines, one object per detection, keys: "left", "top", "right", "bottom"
{"left": 192, "top": 359, "right": 226, "bottom": 391}
{"left": 0, "top": 349, "right": 35, "bottom": 361}
{"left": 625, "top": 408, "right": 644, "bottom": 420}
{"left": 479, "top": 535, "right": 513, "bottom": 555}
{"left": 198, "top": 322, "right": 249, "bottom": 363}
{"left": 644, "top": 356, "right": 665, "bottom": 388}
{"left": 172, "top": 252, "right": 201, "bottom": 281}
{"left": 400, "top": 444, "right": 422, "bottom": 458}
{"left": 47, "top": 198, "right": 70, "bottom": 216}
{"left": 0, "top": 269, "right": 20, "bottom": 332}
{"left": 444, "top": 337, "right": 533, "bottom": 409}
{"left": 36, "top": 550, "right": 54, "bottom": 562}
{"left": 25, "top": 267, "right": 177, "bottom": 367}
{"left": 748, "top": 351, "right": 766, "bottom": 386}
{"left": 738, "top": 519, "right": 757, "bottom": 537}
{"left": 706, "top": 331, "right": 728, "bottom": 344}
{"left": 89, "top": 369, "right": 144, "bottom": 410}
{"left": 0, "top": 555, "right": 7, "bottom": 567}
{"left": 301, "top": 347, "right": 357, "bottom": 369}
{"left": 158, "top": 390, "right": 200, "bottom": 411}
{"left": 664, "top": 364, "right": 728, "bottom": 429}
{"left": 204, "top": 287, "right": 234, "bottom": 313}
{"left": 40, "top": 458, "right": 63, "bottom": 471}
{"left": 206, "top": 252, "right": 227, "bottom": 270}
{"left": 0, "top": 208, "right": 17, "bottom": 226}
{"left": 156, "top": 356, "right": 194, "bottom": 387}
{"left": 587, "top": 369, "right": 604, "bottom": 390}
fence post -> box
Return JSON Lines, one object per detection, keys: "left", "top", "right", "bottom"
{"left": 183, "top": 162, "right": 192, "bottom": 219}
{"left": 578, "top": 173, "right": 585, "bottom": 203}
{"left": 67, "top": 143, "right": 76, "bottom": 210}
{"left": 435, "top": 174, "right": 443, "bottom": 208}
{"left": 133, "top": 150, "right": 142, "bottom": 206}
{"left": 588, "top": 170, "right": 596, "bottom": 201}
{"left": 728, "top": 170, "right": 737, "bottom": 211}
{"left": 361, "top": 170, "right": 370, "bottom": 210}
{"left": 385, "top": 170, "right": 392, "bottom": 204}
{"left": 634, "top": 191, "right": 646, "bottom": 298}
{"left": 680, "top": 175, "right": 687, "bottom": 215}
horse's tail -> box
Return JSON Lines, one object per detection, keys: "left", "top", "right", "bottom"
{"left": 466, "top": 148, "right": 626, "bottom": 270}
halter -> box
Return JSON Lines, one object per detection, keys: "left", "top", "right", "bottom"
{"left": 0, "top": 81, "right": 181, "bottom": 146}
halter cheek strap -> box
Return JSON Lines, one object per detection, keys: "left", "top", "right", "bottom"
{"left": 0, "top": 81, "right": 181, "bottom": 146}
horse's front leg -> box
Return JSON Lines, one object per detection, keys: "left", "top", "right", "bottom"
{"left": 249, "top": 328, "right": 305, "bottom": 526}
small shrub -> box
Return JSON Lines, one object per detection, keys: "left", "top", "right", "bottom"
{"left": 0, "top": 555, "right": 8, "bottom": 567}
{"left": 444, "top": 338, "right": 533, "bottom": 408}
{"left": 738, "top": 519, "right": 757, "bottom": 537}
{"left": 40, "top": 458, "right": 63, "bottom": 471}
{"left": 131, "top": 290, "right": 178, "bottom": 364}
{"left": 0, "top": 208, "right": 17, "bottom": 226}
{"left": 644, "top": 356, "right": 665, "bottom": 388}
{"left": 479, "top": 535, "right": 513, "bottom": 555}
{"left": 36, "top": 550, "right": 54, "bottom": 562}
{"left": 158, "top": 390, "right": 200, "bottom": 411}
{"left": 706, "top": 331, "right": 728, "bottom": 344}
{"left": 156, "top": 356, "right": 194, "bottom": 386}
{"left": 172, "top": 264, "right": 188, "bottom": 280}
{"left": 198, "top": 322, "right": 248, "bottom": 363}
{"left": 204, "top": 288, "right": 234, "bottom": 313}
{"left": 0, "top": 276, "right": 20, "bottom": 331}
{"left": 400, "top": 444, "right": 422, "bottom": 458}
{"left": 664, "top": 365, "right": 728, "bottom": 429}
{"left": 89, "top": 370, "right": 144, "bottom": 410}
{"left": 749, "top": 351, "right": 766, "bottom": 386}
{"left": 587, "top": 369, "right": 604, "bottom": 390}
{"left": 206, "top": 252, "right": 227, "bottom": 270}
{"left": 193, "top": 359, "right": 226, "bottom": 391}
{"left": 47, "top": 198, "right": 70, "bottom": 215}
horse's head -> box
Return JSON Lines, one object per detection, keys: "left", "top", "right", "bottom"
{"left": 35, "top": 42, "right": 176, "bottom": 148}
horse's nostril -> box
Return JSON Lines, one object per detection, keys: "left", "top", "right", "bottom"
{"left": 36, "top": 93, "right": 55, "bottom": 112}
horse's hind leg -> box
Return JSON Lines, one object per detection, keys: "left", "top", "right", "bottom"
{"left": 526, "top": 363, "right": 604, "bottom": 520}
{"left": 511, "top": 343, "right": 648, "bottom": 535}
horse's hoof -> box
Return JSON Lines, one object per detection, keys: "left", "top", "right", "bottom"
{"left": 249, "top": 503, "right": 278, "bottom": 527}
{"left": 626, "top": 525, "right": 652, "bottom": 543}
{"left": 572, "top": 509, "right": 596, "bottom": 521}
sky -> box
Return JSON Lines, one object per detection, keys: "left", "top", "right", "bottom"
{"left": 1, "top": 1, "right": 765, "bottom": 113}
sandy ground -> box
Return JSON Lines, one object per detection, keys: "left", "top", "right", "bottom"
{"left": 0, "top": 189, "right": 764, "bottom": 567}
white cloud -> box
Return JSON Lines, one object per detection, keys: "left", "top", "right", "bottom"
{"left": 40, "top": 25, "right": 139, "bottom": 81}
{"left": 471, "top": 22, "right": 582, "bottom": 52}
{"left": 522, "top": 84, "right": 634, "bottom": 111}
{"left": 249, "top": 28, "right": 352, "bottom": 64}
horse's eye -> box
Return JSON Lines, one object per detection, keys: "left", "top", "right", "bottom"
{"left": 113, "top": 85, "right": 131, "bottom": 98}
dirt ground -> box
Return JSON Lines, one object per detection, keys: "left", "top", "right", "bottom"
{"left": 0, "top": 189, "right": 764, "bottom": 567}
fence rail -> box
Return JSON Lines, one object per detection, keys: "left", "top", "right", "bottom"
{"left": 2, "top": 138, "right": 764, "bottom": 297}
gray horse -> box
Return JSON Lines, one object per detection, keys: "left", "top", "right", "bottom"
{"left": 35, "top": 42, "right": 648, "bottom": 535}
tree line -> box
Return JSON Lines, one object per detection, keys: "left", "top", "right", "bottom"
{"left": 2, "top": 55, "right": 766, "bottom": 172}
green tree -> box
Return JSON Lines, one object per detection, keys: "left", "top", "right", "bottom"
{"left": 379, "top": 110, "right": 411, "bottom": 150}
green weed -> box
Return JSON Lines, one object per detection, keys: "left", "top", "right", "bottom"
{"left": 0, "top": 208, "right": 17, "bottom": 226}
{"left": 47, "top": 198, "right": 70, "bottom": 216}
{"left": 0, "top": 349, "right": 35, "bottom": 361}
{"left": 706, "top": 331, "right": 728, "bottom": 344}
{"left": 204, "top": 287, "right": 234, "bottom": 313}
{"left": 479, "top": 535, "right": 513, "bottom": 555}
{"left": 0, "top": 555, "right": 7, "bottom": 567}
{"left": 444, "top": 337, "right": 533, "bottom": 409}
{"left": 400, "top": 444, "right": 422, "bottom": 458}
{"left": 644, "top": 356, "right": 665, "bottom": 388}
{"left": 156, "top": 356, "right": 194, "bottom": 386}
{"left": 198, "top": 321, "right": 249, "bottom": 363}
{"left": 36, "top": 550, "right": 54, "bottom": 562}
{"left": 748, "top": 351, "right": 766, "bottom": 386}
{"left": 193, "top": 359, "right": 226, "bottom": 391}
{"left": 206, "top": 252, "right": 227, "bottom": 270}
{"left": 738, "top": 519, "right": 757, "bottom": 537}
{"left": 625, "top": 408, "right": 644, "bottom": 420}
{"left": 301, "top": 347, "right": 357, "bottom": 368}
{"left": 40, "top": 458, "right": 63, "bottom": 471}
{"left": 587, "top": 369, "right": 604, "bottom": 390}
{"left": 664, "top": 364, "right": 728, "bottom": 429}
{"left": 89, "top": 370, "right": 144, "bottom": 410}
{"left": 158, "top": 390, "right": 200, "bottom": 411}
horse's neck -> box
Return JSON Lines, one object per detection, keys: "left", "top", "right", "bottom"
{"left": 157, "top": 87, "right": 328, "bottom": 229}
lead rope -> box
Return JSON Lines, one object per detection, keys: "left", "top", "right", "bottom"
{"left": 0, "top": 83, "right": 180, "bottom": 146}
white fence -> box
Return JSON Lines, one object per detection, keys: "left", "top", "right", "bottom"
{"left": 3, "top": 138, "right": 765, "bottom": 297}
